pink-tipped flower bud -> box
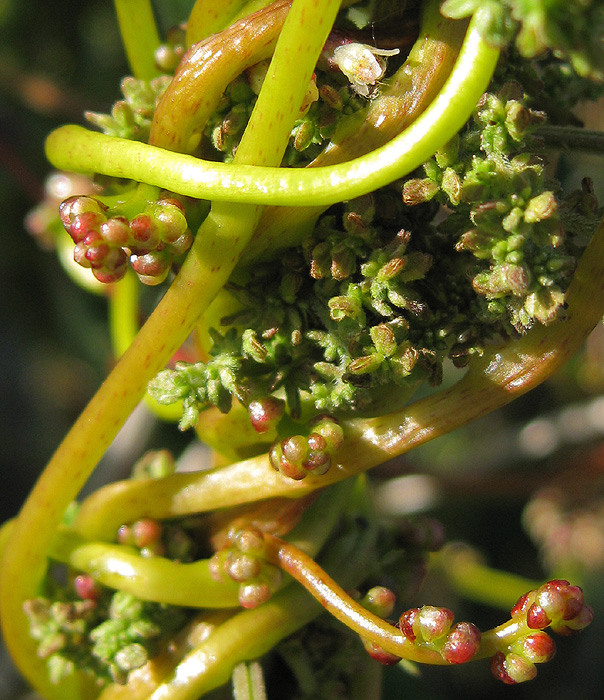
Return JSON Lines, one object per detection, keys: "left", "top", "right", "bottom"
{"left": 100, "top": 216, "right": 131, "bottom": 247}
{"left": 233, "top": 529, "right": 266, "bottom": 556}
{"left": 131, "top": 518, "right": 163, "bottom": 548}
{"left": 166, "top": 230, "right": 193, "bottom": 255}
{"left": 73, "top": 574, "right": 100, "bottom": 601}
{"left": 440, "top": 622, "right": 481, "bottom": 664}
{"left": 511, "top": 590, "right": 536, "bottom": 618}
{"left": 552, "top": 604, "right": 594, "bottom": 635}
{"left": 247, "top": 397, "right": 285, "bottom": 434}
{"left": 302, "top": 449, "right": 331, "bottom": 475}
{"left": 362, "top": 637, "right": 401, "bottom": 666}
{"left": 60, "top": 195, "right": 106, "bottom": 232}
{"left": 491, "top": 651, "right": 516, "bottom": 685}
{"left": 281, "top": 435, "right": 309, "bottom": 464}
{"left": 225, "top": 552, "right": 263, "bottom": 582}
{"left": 238, "top": 580, "right": 272, "bottom": 609}
{"left": 501, "top": 652, "right": 537, "bottom": 683}
{"left": 129, "top": 213, "right": 160, "bottom": 252}
{"left": 512, "top": 632, "right": 556, "bottom": 663}
{"left": 417, "top": 605, "right": 454, "bottom": 643}
{"left": 527, "top": 604, "right": 552, "bottom": 630}
{"left": 130, "top": 250, "right": 172, "bottom": 285}
{"left": 361, "top": 586, "right": 397, "bottom": 619}
{"left": 399, "top": 608, "right": 420, "bottom": 642}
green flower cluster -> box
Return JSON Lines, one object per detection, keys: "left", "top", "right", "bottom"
{"left": 442, "top": 0, "right": 604, "bottom": 81}
{"left": 85, "top": 76, "right": 172, "bottom": 142}
{"left": 24, "top": 588, "right": 187, "bottom": 685}
{"left": 403, "top": 82, "right": 590, "bottom": 332}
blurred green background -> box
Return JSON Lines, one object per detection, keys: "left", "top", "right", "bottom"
{"left": 1, "top": 1, "right": 604, "bottom": 698}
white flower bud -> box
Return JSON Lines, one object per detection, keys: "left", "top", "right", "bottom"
{"left": 333, "top": 43, "right": 399, "bottom": 96}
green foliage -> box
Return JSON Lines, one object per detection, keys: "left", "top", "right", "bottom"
{"left": 442, "top": 0, "right": 604, "bottom": 81}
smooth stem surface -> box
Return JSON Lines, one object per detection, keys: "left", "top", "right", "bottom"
{"left": 109, "top": 271, "right": 181, "bottom": 421}
{"left": 264, "top": 535, "right": 447, "bottom": 665}
{"left": 0, "top": 1, "right": 344, "bottom": 694}
{"left": 150, "top": 0, "right": 292, "bottom": 153}
{"left": 113, "top": 0, "right": 162, "bottom": 80}
{"left": 75, "top": 210, "right": 604, "bottom": 540}
{"left": 50, "top": 530, "right": 242, "bottom": 608}
{"left": 46, "top": 13, "right": 499, "bottom": 205}
{"left": 185, "top": 0, "right": 249, "bottom": 45}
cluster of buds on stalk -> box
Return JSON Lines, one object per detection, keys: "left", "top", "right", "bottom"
{"left": 269, "top": 415, "right": 344, "bottom": 480}
{"left": 399, "top": 606, "right": 482, "bottom": 665}
{"left": 116, "top": 515, "right": 193, "bottom": 562}
{"left": 59, "top": 194, "right": 192, "bottom": 284}
{"left": 208, "top": 528, "right": 283, "bottom": 609}
{"left": 491, "top": 579, "right": 593, "bottom": 684}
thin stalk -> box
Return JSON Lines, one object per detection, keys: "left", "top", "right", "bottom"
{"left": 108, "top": 270, "right": 139, "bottom": 358}
{"left": 263, "top": 534, "right": 447, "bottom": 665}
{"left": 531, "top": 125, "right": 604, "bottom": 154}
{"left": 113, "top": 0, "right": 162, "bottom": 81}
{"left": 45, "top": 14, "right": 499, "bottom": 206}
{"left": 74, "top": 209, "right": 604, "bottom": 540}
{"left": 108, "top": 271, "right": 182, "bottom": 422}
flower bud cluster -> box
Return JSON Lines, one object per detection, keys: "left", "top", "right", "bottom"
{"left": 269, "top": 415, "right": 344, "bottom": 480}
{"left": 85, "top": 75, "right": 172, "bottom": 142}
{"left": 490, "top": 579, "right": 593, "bottom": 684}
{"left": 116, "top": 513, "right": 195, "bottom": 562}
{"left": 24, "top": 585, "right": 186, "bottom": 685}
{"left": 247, "top": 396, "right": 286, "bottom": 434}
{"left": 403, "top": 84, "right": 586, "bottom": 333}
{"left": 441, "top": 0, "right": 604, "bottom": 81}
{"left": 149, "top": 349, "right": 241, "bottom": 430}
{"left": 59, "top": 194, "right": 193, "bottom": 285}
{"left": 358, "top": 586, "right": 402, "bottom": 666}
{"left": 208, "top": 528, "right": 283, "bottom": 608}
{"left": 523, "top": 482, "right": 604, "bottom": 574}
{"left": 399, "top": 606, "right": 482, "bottom": 664}
{"left": 206, "top": 75, "right": 257, "bottom": 162}
{"left": 154, "top": 26, "right": 186, "bottom": 74}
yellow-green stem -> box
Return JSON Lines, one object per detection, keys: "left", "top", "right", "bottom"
{"left": 45, "top": 15, "right": 499, "bottom": 206}
{"left": 113, "top": 0, "right": 162, "bottom": 80}
{"left": 186, "top": 0, "right": 250, "bottom": 45}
